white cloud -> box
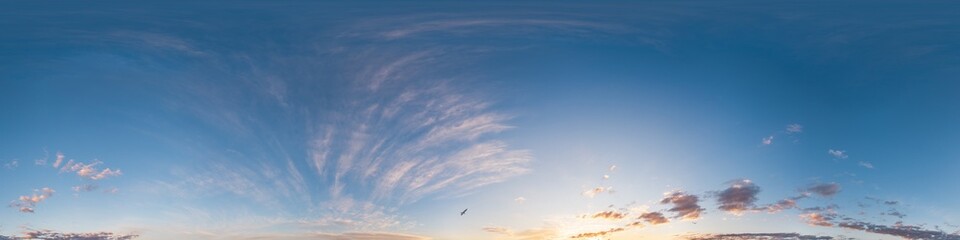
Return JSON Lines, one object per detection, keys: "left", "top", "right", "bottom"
{"left": 72, "top": 184, "right": 98, "bottom": 192}
{"left": 582, "top": 186, "right": 613, "bottom": 198}
{"left": 515, "top": 197, "right": 526, "bottom": 204}
{"left": 9, "top": 187, "right": 55, "bottom": 213}
{"left": 3, "top": 160, "right": 17, "bottom": 169}
{"left": 786, "top": 124, "right": 803, "bottom": 134}
{"left": 58, "top": 157, "right": 123, "bottom": 180}
{"left": 827, "top": 149, "right": 848, "bottom": 159}
{"left": 762, "top": 136, "right": 774, "bottom": 145}
{"left": 52, "top": 151, "right": 64, "bottom": 168}
{"left": 858, "top": 161, "right": 874, "bottom": 169}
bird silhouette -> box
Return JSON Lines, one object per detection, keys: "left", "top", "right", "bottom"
{"left": 460, "top": 208, "right": 468, "bottom": 216}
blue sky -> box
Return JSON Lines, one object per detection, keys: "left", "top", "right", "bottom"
{"left": 2, "top": 1, "right": 960, "bottom": 239}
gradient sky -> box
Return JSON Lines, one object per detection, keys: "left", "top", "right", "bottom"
{"left": 2, "top": 1, "right": 960, "bottom": 240}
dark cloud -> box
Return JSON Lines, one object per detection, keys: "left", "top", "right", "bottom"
{"left": 591, "top": 211, "right": 627, "bottom": 220}
{"left": 569, "top": 228, "right": 625, "bottom": 239}
{"left": 804, "top": 183, "right": 840, "bottom": 197}
{"left": 884, "top": 209, "right": 907, "bottom": 219}
{"left": 839, "top": 221, "right": 960, "bottom": 240}
{"left": 684, "top": 232, "right": 835, "bottom": 240}
{"left": 661, "top": 191, "right": 705, "bottom": 220}
{"left": 715, "top": 179, "right": 761, "bottom": 215}
{"left": 638, "top": 212, "right": 669, "bottom": 225}
{"left": 865, "top": 196, "right": 900, "bottom": 206}
{"left": 1, "top": 230, "right": 138, "bottom": 240}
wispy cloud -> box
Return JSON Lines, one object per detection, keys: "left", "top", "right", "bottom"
{"left": 760, "top": 198, "right": 798, "bottom": 213}
{"left": 311, "top": 232, "right": 431, "bottom": 240}
{"left": 8, "top": 188, "right": 55, "bottom": 213}
{"left": 3, "top": 160, "right": 17, "bottom": 169}
{"left": 827, "top": 149, "right": 848, "bottom": 159}
{"left": 72, "top": 184, "right": 99, "bottom": 192}
{"left": 53, "top": 152, "right": 123, "bottom": 180}
{"left": 570, "top": 227, "right": 625, "bottom": 239}
{"left": 684, "top": 232, "right": 833, "bottom": 240}
{"left": 858, "top": 161, "right": 874, "bottom": 169}
{"left": 884, "top": 209, "right": 907, "bottom": 219}
{"left": 786, "top": 124, "right": 803, "bottom": 134}
{"left": 715, "top": 179, "right": 761, "bottom": 215}
{"left": 804, "top": 183, "right": 841, "bottom": 197}
{"left": 591, "top": 211, "right": 627, "bottom": 220}
{"left": 762, "top": 136, "right": 774, "bottom": 145}
{"left": 514, "top": 197, "right": 526, "bottom": 204}
{"left": 52, "top": 151, "right": 64, "bottom": 168}
{"left": 482, "top": 226, "right": 557, "bottom": 240}
{"left": 582, "top": 186, "right": 613, "bottom": 198}
{"left": 660, "top": 191, "right": 704, "bottom": 220}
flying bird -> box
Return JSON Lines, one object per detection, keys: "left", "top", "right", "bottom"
{"left": 460, "top": 208, "right": 468, "bottom": 216}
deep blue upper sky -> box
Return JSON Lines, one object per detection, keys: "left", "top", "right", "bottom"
{"left": 2, "top": 1, "right": 959, "bottom": 239}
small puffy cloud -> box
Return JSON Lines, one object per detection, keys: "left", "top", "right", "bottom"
{"left": 858, "top": 161, "right": 874, "bottom": 169}
{"left": 638, "top": 212, "right": 669, "bottom": 225}
{"left": 762, "top": 136, "right": 774, "bottom": 145}
{"left": 591, "top": 211, "right": 627, "bottom": 220}
{"left": 715, "top": 179, "right": 761, "bottom": 215}
{"left": 8, "top": 188, "right": 55, "bottom": 213}
{"left": 603, "top": 174, "right": 609, "bottom": 180}
{"left": 799, "top": 205, "right": 840, "bottom": 227}
{"left": 804, "top": 183, "right": 841, "bottom": 197}
{"left": 609, "top": 165, "right": 616, "bottom": 171}
{"left": 800, "top": 212, "right": 835, "bottom": 227}
{"left": 660, "top": 191, "right": 704, "bottom": 220}
{"left": 839, "top": 221, "right": 960, "bottom": 240}
{"left": 72, "top": 184, "right": 99, "bottom": 192}
{"left": 514, "top": 197, "right": 526, "bottom": 204}
{"left": 53, "top": 151, "right": 65, "bottom": 168}
{"left": 786, "top": 124, "right": 803, "bottom": 134}
{"left": 570, "top": 227, "right": 625, "bottom": 239}
{"left": 827, "top": 149, "right": 848, "bottom": 159}
{"left": 582, "top": 186, "right": 613, "bottom": 198}
{"left": 3, "top": 160, "right": 17, "bottom": 169}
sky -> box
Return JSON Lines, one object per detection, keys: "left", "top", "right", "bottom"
{"left": 2, "top": 1, "right": 960, "bottom": 240}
